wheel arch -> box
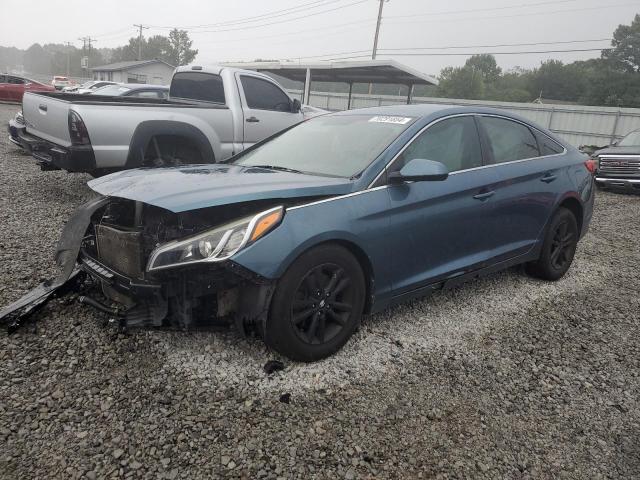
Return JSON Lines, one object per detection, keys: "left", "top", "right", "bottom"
{"left": 557, "top": 195, "right": 583, "bottom": 235}
{"left": 126, "top": 120, "right": 216, "bottom": 168}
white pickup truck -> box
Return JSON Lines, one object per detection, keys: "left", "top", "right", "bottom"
{"left": 18, "top": 65, "right": 305, "bottom": 176}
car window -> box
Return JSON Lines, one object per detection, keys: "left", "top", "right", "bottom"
{"left": 0, "top": 75, "right": 6, "bottom": 83}
{"left": 128, "top": 90, "right": 162, "bottom": 98}
{"left": 537, "top": 134, "right": 564, "bottom": 155}
{"left": 240, "top": 75, "right": 292, "bottom": 112}
{"left": 481, "top": 116, "right": 540, "bottom": 163}
{"left": 8, "top": 76, "right": 25, "bottom": 85}
{"left": 170, "top": 72, "right": 225, "bottom": 104}
{"left": 393, "top": 116, "right": 483, "bottom": 174}
{"left": 619, "top": 130, "right": 640, "bottom": 146}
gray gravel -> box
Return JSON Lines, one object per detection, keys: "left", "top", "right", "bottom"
{"left": 0, "top": 102, "right": 639, "bottom": 479}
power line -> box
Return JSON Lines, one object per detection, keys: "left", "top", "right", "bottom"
{"left": 324, "top": 47, "right": 611, "bottom": 61}
{"left": 149, "top": 0, "right": 345, "bottom": 30}
{"left": 180, "top": 0, "right": 369, "bottom": 34}
{"left": 379, "top": 38, "right": 613, "bottom": 52}
{"left": 385, "top": 0, "right": 580, "bottom": 20}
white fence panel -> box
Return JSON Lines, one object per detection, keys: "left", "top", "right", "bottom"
{"left": 289, "top": 89, "right": 640, "bottom": 148}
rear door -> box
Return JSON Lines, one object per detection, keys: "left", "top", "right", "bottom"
{"left": 0, "top": 75, "right": 7, "bottom": 101}
{"left": 384, "top": 115, "right": 496, "bottom": 294}
{"left": 6, "top": 76, "right": 26, "bottom": 102}
{"left": 477, "top": 115, "right": 565, "bottom": 262}
{"left": 236, "top": 73, "right": 303, "bottom": 147}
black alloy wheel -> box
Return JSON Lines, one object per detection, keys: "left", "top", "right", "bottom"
{"left": 291, "top": 263, "right": 354, "bottom": 345}
{"left": 265, "top": 244, "right": 365, "bottom": 362}
{"left": 526, "top": 207, "right": 578, "bottom": 281}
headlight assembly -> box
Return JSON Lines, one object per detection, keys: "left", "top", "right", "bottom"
{"left": 147, "top": 206, "right": 283, "bottom": 271}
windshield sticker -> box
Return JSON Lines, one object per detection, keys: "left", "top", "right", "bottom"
{"left": 369, "top": 116, "right": 413, "bottom": 125}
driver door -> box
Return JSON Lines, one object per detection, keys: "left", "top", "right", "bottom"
{"left": 384, "top": 115, "right": 497, "bottom": 294}
{"left": 236, "top": 73, "right": 303, "bottom": 148}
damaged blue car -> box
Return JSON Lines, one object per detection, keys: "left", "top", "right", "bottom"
{"left": 0, "top": 105, "right": 595, "bottom": 361}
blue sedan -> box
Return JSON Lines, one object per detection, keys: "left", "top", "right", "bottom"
{"left": 0, "top": 105, "right": 595, "bottom": 361}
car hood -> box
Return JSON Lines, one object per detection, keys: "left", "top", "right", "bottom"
{"left": 594, "top": 145, "right": 640, "bottom": 156}
{"left": 88, "top": 164, "right": 356, "bottom": 213}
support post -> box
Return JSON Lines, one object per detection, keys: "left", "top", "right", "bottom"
{"left": 303, "top": 68, "right": 312, "bottom": 105}
{"left": 347, "top": 82, "right": 353, "bottom": 110}
{"left": 610, "top": 110, "right": 622, "bottom": 144}
{"left": 406, "top": 84, "right": 414, "bottom": 105}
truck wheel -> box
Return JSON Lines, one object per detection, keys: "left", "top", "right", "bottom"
{"left": 526, "top": 207, "right": 578, "bottom": 281}
{"left": 265, "top": 244, "right": 365, "bottom": 362}
{"left": 144, "top": 137, "right": 203, "bottom": 167}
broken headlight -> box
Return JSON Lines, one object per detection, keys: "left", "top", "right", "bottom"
{"left": 147, "top": 206, "right": 283, "bottom": 271}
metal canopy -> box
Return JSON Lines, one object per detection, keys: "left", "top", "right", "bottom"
{"left": 223, "top": 59, "right": 438, "bottom": 107}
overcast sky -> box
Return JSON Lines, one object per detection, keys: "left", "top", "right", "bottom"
{"left": 1, "top": 0, "right": 637, "bottom": 75}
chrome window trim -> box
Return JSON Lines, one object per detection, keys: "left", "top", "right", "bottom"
{"left": 367, "top": 112, "right": 567, "bottom": 188}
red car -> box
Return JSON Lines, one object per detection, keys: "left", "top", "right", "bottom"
{"left": 0, "top": 74, "right": 56, "bottom": 103}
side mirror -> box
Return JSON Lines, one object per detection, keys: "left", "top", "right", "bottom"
{"left": 388, "top": 158, "right": 449, "bottom": 183}
{"left": 291, "top": 98, "right": 302, "bottom": 113}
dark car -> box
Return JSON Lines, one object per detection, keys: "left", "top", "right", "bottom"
{"left": 90, "top": 83, "right": 169, "bottom": 99}
{"left": 593, "top": 129, "right": 640, "bottom": 191}
{"left": 0, "top": 105, "right": 595, "bottom": 361}
{"left": 0, "top": 74, "right": 56, "bottom": 103}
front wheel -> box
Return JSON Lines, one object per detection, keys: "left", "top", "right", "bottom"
{"left": 265, "top": 244, "right": 366, "bottom": 362}
{"left": 526, "top": 207, "right": 578, "bottom": 281}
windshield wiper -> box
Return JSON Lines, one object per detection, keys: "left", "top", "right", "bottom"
{"left": 251, "top": 165, "right": 304, "bottom": 174}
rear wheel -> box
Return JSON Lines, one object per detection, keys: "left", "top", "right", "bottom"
{"left": 526, "top": 207, "right": 578, "bottom": 281}
{"left": 143, "top": 136, "right": 203, "bottom": 167}
{"left": 265, "top": 244, "right": 365, "bottom": 362}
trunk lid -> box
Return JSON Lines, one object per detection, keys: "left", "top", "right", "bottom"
{"left": 22, "top": 92, "right": 72, "bottom": 147}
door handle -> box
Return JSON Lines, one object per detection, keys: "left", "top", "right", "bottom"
{"left": 473, "top": 190, "right": 495, "bottom": 201}
{"left": 38, "top": 104, "right": 47, "bottom": 112}
{"left": 246, "top": 116, "right": 260, "bottom": 123}
{"left": 541, "top": 173, "right": 557, "bottom": 183}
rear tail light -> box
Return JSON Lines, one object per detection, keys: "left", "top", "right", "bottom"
{"left": 584, "top": 158, "right": 597, "bottom": 174}
{"left": 68, "top": 110, "right": 91, "bottom": 145}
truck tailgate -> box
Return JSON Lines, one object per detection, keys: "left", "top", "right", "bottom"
{"left": 22, "top": 92, "right": 72, "bottom": 147}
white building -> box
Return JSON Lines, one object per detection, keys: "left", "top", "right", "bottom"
{"left": 91, "top": 60, "right": 174, "bottom": 85}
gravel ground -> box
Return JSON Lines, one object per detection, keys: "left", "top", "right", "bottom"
{"left": 0, "top": 102, "right": 638, "bottom": 479}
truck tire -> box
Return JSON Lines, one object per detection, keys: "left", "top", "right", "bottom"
{"left": 144, "top": 136, "right": 204, "bottom": 167}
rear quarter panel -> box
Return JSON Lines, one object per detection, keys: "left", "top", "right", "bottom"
{"left": 76, "top": 103, "right": 235, "bottom": 168}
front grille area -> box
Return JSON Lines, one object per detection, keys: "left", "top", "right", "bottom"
{"left": 96, "top": 224, "right": 144, "bottom": 278}
{"left": 599, "top": 156, "right": 640, "bottom": 176}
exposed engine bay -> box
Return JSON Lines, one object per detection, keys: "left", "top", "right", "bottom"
{"left": 0, "top": 194, "right": 323, "bottom": 335}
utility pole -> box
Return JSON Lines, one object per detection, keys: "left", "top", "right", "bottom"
{"left": 64, "top": 41, "right": 72, "bottom": 77}
{"left": 79, "top": 36, "right": 97, "bottom": 72}
{"left": 133, "top": 24, "right": 149, "bottom": 61}
{"left": 372, "top": 0, "right": 387, "bottom": 60}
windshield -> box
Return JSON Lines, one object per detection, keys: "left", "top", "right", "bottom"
{"left": 232, "top": 114, "right": 415, "bottom": 177}
{"left": 618, "top": 130, "right": 640, "bottom": 147}
{"left": 91, "top": 85, "right": 131, "bottom": 96}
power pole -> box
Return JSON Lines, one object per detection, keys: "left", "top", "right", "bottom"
{"left": 79, "top": 36, "right": 97, "bottom": 72}
{"left": 372, "top": 0, "right": 387, "bottom": 60}
{"left": 64, "top": 41, "right": 72, "bottom": 77}
{"left": 133, "top": 24, "right": 149, "bottom": 61}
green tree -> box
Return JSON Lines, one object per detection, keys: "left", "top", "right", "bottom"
{"left": 437, "top": 65, "right": 485, "bottom": 99}
{"left": 603, "top": 13, "right": 640, "bottom": 72}
{"left": 465, "top": 54, "right": 502, "bottom": 83}
{"left": 167, "top": 29, "right": 198, "bottom": 66}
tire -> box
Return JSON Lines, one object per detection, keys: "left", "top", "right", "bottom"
{"left": 265, "top": 244, "right": 366, "bottom": 362}
{"left": 144, "top": 137, "right": 203, "bottom": 168}
{"left": 526, "top": 207, "right": 579, "bottom": 281}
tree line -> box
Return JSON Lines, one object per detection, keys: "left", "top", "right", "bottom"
{"left": 0, "top": 29, "right": 197, "bottom": 78}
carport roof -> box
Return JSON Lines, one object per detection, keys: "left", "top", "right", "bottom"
{"left": 223, "top": 59, "right": 438, "bottom": 86}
